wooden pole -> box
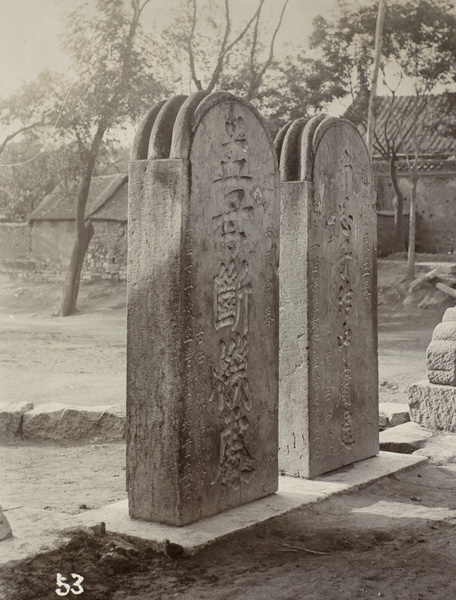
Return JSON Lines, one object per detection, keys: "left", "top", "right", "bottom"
{"left": 366, "top": 0, "right": 386, "bottom": 160}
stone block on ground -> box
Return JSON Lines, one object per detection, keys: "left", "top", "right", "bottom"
{"left": 379, "top": 413, "right": 389, "bottom": 430}
{"left": 22, "top": 403, "right": 125, "bottom": 441}
{"left": 379, "top": 402, "right": 410, "bottom": 428}
{"left": 409, "top": 381, "right": 456, "bottom": 432}
{"left": 0, "top": 401, "right": 34, "bottom": 441}
{"left": 379, "top": 421, "right": 433, "bottom": 454}
{"left": 0, "top": 505, "right": 13, "bottom": 541}
{"left": 413, "top": 432, "right": 456, "bottom": 465}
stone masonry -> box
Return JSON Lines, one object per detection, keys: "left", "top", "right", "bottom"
{"left": 409, "top": 306, "right": 456, "bottom": 431}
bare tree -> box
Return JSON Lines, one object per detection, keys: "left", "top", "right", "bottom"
{"left": 57, "top": 0, "right": 161, "bottom": 316}
{"left": 163, "top": 0, "right": 290, "bottom": 96}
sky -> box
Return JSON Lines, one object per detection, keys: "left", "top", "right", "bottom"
{"left": 0, "top": 0, "right": 338, "bottom": 96}
{"left": 1, "top": 0, "right": 453, "bottom": 132}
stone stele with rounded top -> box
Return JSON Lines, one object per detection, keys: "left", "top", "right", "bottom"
{"left": 127, "top": 92, "right": 280, "bottom": 526}
{"left": 276, "top": 115, "right": 379, "bottom": 478}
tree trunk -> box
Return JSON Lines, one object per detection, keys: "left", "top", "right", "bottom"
{"left": 389, "top": 156, "right": 406, "bottom": 253}
{"left": 58, "top": 220, "right": 94, "bottom": 316}
{"left": 406, "top": 168, "right": 418, "bottom": 280}
{"left": 58, "top": 123, "right": 106, "bottom": 317}
{"left": 58, "top": 162, "right": 96, "bottom": 317}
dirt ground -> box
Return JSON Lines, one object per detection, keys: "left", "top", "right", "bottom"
{"left": 1, "top": 258, "right": 456, "bottom": 600}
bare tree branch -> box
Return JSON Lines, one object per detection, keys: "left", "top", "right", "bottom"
{"left": 187, "top": 0, "right": 203, "bottom": 90}
{"left": 0, "top": 123, "right": 40, "bottom": 158}
{"left": 138, "top": 0, "right": 152, "bottom": 17}
{"left": 206, "top": 0, "right": 266, "bottom": 92}
{"left": 245, "top": 0, "right": 290, "bottom": 100}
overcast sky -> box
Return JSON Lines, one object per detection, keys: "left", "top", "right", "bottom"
{"left": 0, "top": 0, "right": 337, "bottom": 96}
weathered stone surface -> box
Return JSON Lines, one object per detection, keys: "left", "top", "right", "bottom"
{"left": 426, "top": 341, "right": 456, "bottom": 385}
{"left": 413, "top": 432, "right": 456, "bottom": 464}
{"left": 277, "top": 116, "right": 378, "bottom": 478}
{"left": 22, "top": 403, "right": 125, "bottom": 440}
{"left": 0, "top": 505, "right": 13, "bottom": 541}
{"left": 379, "top": 402, "right": 410, "bottom": 428}
{"left": 0, "top": 401, "right": 33, "bottom": 441}
{"left": 127, "top": 92, "right": 279, "bottom": 525}
{"left": 409, "top": 381, "right": 456, "bottom": 432}
{"left": 428, "top": 369, "right": 456, "bottom": 386}
{"left": 431, "top": 322, "right": 456, "bottom": 341}
{"left": 379, "top": 421, "right": 433, "bottom": 453}
{"left": 379, "top": 414, "right": 389, "bottom": 430}
{"left": 443, "top": 307, "right": 456, "bottom": 322}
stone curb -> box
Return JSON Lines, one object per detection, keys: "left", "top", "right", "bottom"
{"left": 1, "top": 402, "right": 409, "bottom": 442}
{"left": 1, "top": 403, "right": 410, "bottom": 442}
{"left": 0, "top": 402, "right": 125, "bottom": 442}
{"left": 379, "top": 421, "right": 433, "bottom": 454}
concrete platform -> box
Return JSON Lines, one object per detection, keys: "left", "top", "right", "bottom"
{"left": 0, "top": 451, "right": 427, "bottom": 566}
{"left": 76, "top": 451, "right": 426, "bottom": 553}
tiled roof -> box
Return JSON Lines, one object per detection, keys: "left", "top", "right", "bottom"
{"left": 90, "top": 177, "right": 128, "bottom": 222}
{"left": 345, "top": 93, "right": 456, "bottom": 158}
{"left": 29, "top": 174, "right": 127, "bottom": 222}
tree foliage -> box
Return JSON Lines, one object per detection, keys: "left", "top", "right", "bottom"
{"left": 0, "top": 139, "right": 81, "bottom": 221}
{"left": 311, "top": 0, "right": 456, "bottom": 253}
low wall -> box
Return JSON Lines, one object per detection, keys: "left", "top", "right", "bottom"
{"left": 377, "top": 212, "right": 409, "bottom": 257}
{"left": 0, "top": 223, "right": 31, "bottom": 261}
{"left": 374, "top": 164, "right": 456, "bottom": 255}
{"left": 0, "top": 220, "right": 127, "bottom": 282}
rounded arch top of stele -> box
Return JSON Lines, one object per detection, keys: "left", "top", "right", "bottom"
{"left": 131, "top": 91, "right": 278, "bottom": 171}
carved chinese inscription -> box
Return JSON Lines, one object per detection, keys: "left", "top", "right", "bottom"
{"left": 185, "top": 99, "right": 279, "bottom": 515}
{"left": 305, "top": 120, "right": 378, "bottom": 476}
{"left": 209, "top": 116, "right": 257, "bottom": 490}
{"left": 127, "top": 94, "right": 278, "bottom": 527}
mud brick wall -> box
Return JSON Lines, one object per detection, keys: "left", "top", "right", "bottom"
{"left": 0, "top": 223, "right": 31, "bottom": 261}
{"left": 83, "top": 221, "right": 127, "bottom": 281}
{"left": 375, "top": 167, "right": 456, "bottom": 255}
{"left": 0, "top": 220, "right": 127, "bottom": 281}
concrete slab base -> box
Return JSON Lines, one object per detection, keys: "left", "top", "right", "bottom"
{"left": 0, "top": 452, "right": 427, "bottom": 566}
{"left": 75, "top": 451, "right": 426, "bottom": 554}
{"left": 380, "top": 421, "right": 433, "bottom": 453}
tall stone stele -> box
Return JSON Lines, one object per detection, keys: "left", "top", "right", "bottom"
{"left": 127, "top": 92, "right": 280, "bottom": 526}
{"left": 276, "top": 116, "right": 379, "bottom": 478}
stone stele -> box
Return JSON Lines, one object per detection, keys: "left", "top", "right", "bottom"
{"left": 127, "top": 92, "right": 280, "bottom": 526}
{"left": 276, "top": 116, "right": 379, "bottom": 478}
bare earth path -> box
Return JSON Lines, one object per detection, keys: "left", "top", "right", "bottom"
{"left": 0, "top": 264, "right": 449, "bottom": 410}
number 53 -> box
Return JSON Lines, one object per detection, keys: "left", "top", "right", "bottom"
{"left": 56, "top": 573, "right": 84, "bottom": 596}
